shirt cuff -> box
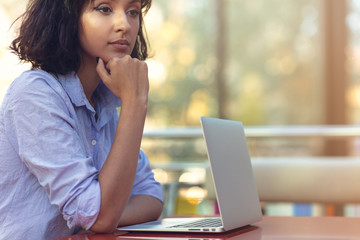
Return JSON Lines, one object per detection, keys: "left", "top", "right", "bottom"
{"left": 63, "top": 180, "right": 101, "bottom": 230}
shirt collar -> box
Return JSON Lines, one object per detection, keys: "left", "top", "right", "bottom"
{"left": 57, "top": 72, "right": 121, "bottom": 111}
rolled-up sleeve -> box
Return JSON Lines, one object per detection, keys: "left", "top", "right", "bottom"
{"left": 131, "top": 150, "right": 164, "bottom": 202}
{"left": 4, "top": 74, "right": 100, "bottom": 230}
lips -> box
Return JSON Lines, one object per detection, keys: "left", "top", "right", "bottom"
{"left": 109, "top": 39, "right": 130, "bottom": 51}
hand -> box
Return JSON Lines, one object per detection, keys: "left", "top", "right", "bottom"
{"left": 96, "top": 56, "right": 149, "bottom": 105}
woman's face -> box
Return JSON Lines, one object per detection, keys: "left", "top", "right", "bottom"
{"left": 78, "top": 0, "right": 141, "bottom": 63}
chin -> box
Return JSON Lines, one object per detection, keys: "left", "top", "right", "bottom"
{"left": 108, "top": 53, "right": 131, "bottom": 61}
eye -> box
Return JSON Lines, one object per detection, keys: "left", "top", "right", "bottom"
{"left": 94, "top": 5, "right": 112, "bottom": 15}
{"left": 127, "top": 9, "right": 140, "bottom": 18}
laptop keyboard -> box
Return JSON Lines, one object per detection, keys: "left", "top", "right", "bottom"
{"left": 168, "top": 218, "right": 223, "bottom": 229}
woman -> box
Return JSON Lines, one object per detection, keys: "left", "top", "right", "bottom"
{"left": 0, "top": 0, "right": 163, "bottom": 239}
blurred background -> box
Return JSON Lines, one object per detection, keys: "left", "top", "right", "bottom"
{"left": 2, "top": 0, "right": 360, "bottom": 217}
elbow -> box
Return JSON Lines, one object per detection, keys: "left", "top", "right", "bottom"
{"left": 155, "top": 201, "right": 164, "bottom": 220}
{"left": 89, "top": 216, "right": 119, "bottom": 233}
{"left": 149, "top": 199, "right": 164, "bottom": 221}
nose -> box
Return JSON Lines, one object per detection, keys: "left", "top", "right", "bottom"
{"left": 114, "top": 11, "right": 130, "bottom": 33}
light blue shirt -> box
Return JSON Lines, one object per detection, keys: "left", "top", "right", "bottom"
{"left": 0, "top": 70, "right": 163, "bottom": 240}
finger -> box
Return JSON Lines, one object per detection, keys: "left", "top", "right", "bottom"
{"left": 106, "top": 56, "right": 126, "bottom": 73}
{"left": 96, "top": 58, "right": 111, "bottom": 83}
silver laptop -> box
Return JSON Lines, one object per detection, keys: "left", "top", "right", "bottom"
{"left": 117, "top": 117, "right": 262, "bottom": 233}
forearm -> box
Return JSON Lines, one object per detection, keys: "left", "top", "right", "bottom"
{"left": 90, "top": 101, "right": 147, "bottom": 232}
{"left": 117, "top": 195, "right": 163, "bottom": 227}
{"left": 90, "top": 56, "right": 150, "bottom": 233}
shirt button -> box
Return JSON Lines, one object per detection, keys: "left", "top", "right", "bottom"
{"left": 91, "top": 140, "right": 97, "bottom": 146}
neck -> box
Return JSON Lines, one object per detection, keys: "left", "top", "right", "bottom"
{"left": 77, "top": 56, "right": 101, "bottom": 104}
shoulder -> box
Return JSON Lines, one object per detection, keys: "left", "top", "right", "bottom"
{"left": 4, "top": 70, "right": 72, "bottom": 105}
{"left": 9, "top": 69, "right": 63, "bottom": 95}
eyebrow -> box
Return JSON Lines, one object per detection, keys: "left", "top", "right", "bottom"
{"left": 128, "top": 0, "right": 141, "bottom": 5}
{"left": 95, "top": 0, "right": 141, "bottom": 3}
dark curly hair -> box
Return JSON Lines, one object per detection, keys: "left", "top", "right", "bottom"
{"left": 10, "top": 0, "right": 152, "bottom": 75}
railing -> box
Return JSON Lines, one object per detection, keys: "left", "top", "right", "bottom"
{"left": 143, "top": 125, "right": 360, "bottom": 139}
{"left": 142, "top": 125, "right": 360, "bottom": 217}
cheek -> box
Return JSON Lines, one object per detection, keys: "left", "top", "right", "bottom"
{"left": 79, "top": 16, "right": 107, "bottom": 51}
{"left": 130, "top": 23, "right": 140, "bottom": 48}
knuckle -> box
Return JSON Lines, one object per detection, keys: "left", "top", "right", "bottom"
{"left": 106, "top": 58, "right": 121, "bottom": 69}
{"left": 113, "top": 58, "right": 122, "bottom": 64}
{"left": 141, "top": 62, "right": 148, "bottom": 73}
{"left": 123, "top": 55, "right": 132, "bottom": 62}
